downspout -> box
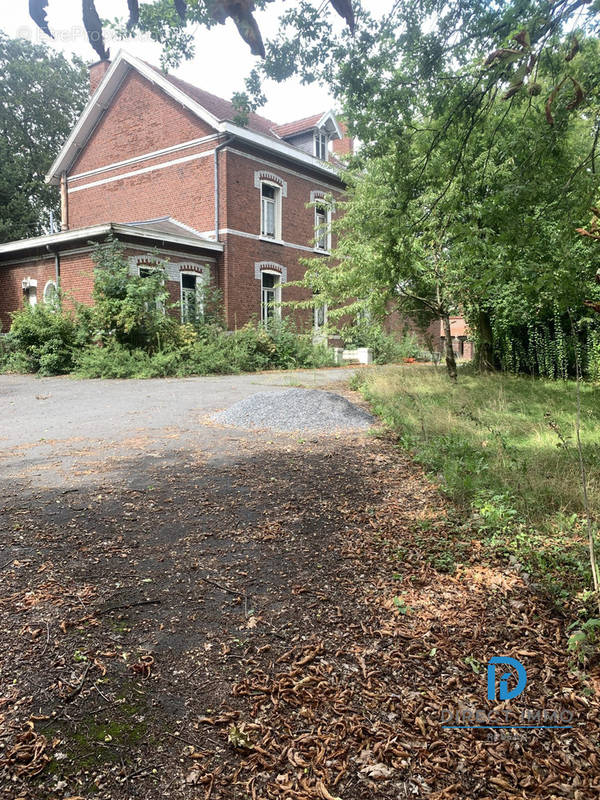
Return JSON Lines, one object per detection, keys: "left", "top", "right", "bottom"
{"left": 214, "top": 135, "right": 232, "bottom": 241}
{"left": 214, "top": 135, "right": 233, "bottom": 327}
{"left": 45, "top": 245, "right": 61, "bottom": 308}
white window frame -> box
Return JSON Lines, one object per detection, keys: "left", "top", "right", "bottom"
{"left": 314, "top": 130, "right": 329, "bottom": 161}
{"left": 260, "top": 269, "right": 282, "bottom": 325}
{"left": 179, "top": 270, "right": 206, "bottom": 323}
{"left": 43, "top": 280, "right": 58, "bottom": 306}
{"left": 260, "top": 180, "right": 282, "bottom": 241}
{"left": 314, "top": 202, "right": 331, "bottom": 252}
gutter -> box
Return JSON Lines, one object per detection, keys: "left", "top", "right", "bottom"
{"left": 45, "top": 244, "right": 61, "bottom": 307}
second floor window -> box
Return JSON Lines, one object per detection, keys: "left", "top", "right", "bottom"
{"left": 261, "top": 182, "right": 281, "bottom": 239}
{"left": 314, "top": 203, "right": 331, "bottom": 251}
{"left": 314, "top": 131, "right": 328, "bottom": 161}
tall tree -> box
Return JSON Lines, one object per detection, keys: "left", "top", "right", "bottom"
{"left": 299, "top": 37, "right": 600, "bottom": 376}
{"left": 0, "top": 34, "right": 88, "bottom": 242}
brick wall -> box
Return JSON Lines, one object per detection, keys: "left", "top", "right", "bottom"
{"left": 0, "top": 246, "right": 214, "bottom": 331}
{"left": 221, "top": 147, "right": 343, "bottom": 329}
{"left": 0, "top": 258, "right": 56, "bottom": 332}
{"left": 68, "top": 149, "right": 216, "bottom": 230}
{"left": 70, "top": 70, "right": 215, "bottom": 176}
{"left": 67, "top": 70, "right": 219, "bottom": 231}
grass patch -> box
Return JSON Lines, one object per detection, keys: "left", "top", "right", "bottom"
{"left": 353, "top": 365, "right": 600, "bottom": 601}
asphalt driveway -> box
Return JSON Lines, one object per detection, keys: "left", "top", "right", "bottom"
{"left": 0, "top": 367, "right": 358, "bottom": 490}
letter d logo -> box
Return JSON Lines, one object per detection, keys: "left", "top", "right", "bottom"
{"left": 487, "top": 657, "right": 527, "bottom": 701}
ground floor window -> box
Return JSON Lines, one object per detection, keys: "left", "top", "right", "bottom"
{"left": 138, "top": 265, "right": 165, "bottom": 313}
{"left": 181, "top": 272, "right": 204, "bottom": 323}
{"left": 261, "top": 271, "right": 281, "bottom": 325}
{"left": 314, "top": 300, "right": 327, "bottom": 331}
{"left": 22, "top": 278, "right": 37, "bottom": 307}
{"left": 43, "top": 280, "right": 58, "bottom": 306}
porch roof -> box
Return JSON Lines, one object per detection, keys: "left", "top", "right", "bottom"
{"left": 0, "top": 218, "right": 223, "bottom": 262}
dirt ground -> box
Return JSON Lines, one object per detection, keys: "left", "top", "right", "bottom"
{"left": 0, "top": 371, "right": 598, "bottom": 799}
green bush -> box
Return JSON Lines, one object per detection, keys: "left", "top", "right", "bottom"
{"left": 91, "top": 237, "right": 180, "bottom": 352}
{"left": 2, "top": 302, "right": 78, "bottom": 375}
{"left": 1, "top": 237, "right": 337, "bottom": 379}
{"left": 343, "top": 319, "right": 421, "bottom": 364}
{"left": 71, "top": 320, "right": 335, "bottom": 379}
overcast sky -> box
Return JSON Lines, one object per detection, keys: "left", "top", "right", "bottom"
{"left": 2, "top": 0, "right": 390, "bottom": 123}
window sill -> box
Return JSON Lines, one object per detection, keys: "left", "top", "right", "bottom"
{"left": 313, "top": 248, "right": 331, "bottom": 255}
{"left": 259, "top": 236, "right": 284, "bottom": 245}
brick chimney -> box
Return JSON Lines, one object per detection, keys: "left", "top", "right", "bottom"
{"left": 331, "top": 121, "right": 354, "bottom": 157}
{"left": 89, "top": 60, "right": 111, "bottom": 96}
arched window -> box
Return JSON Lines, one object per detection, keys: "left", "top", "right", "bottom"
{"left": 43, "top": 280, "right": 58, "bottom": 306}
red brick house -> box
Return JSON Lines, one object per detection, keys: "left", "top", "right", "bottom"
{"left": 0, "top": 50, "right": 348, "bottom": 333}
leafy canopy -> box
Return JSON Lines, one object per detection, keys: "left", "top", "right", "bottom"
{"left": 0, "top": 34, "right": 87, "bottom": 242}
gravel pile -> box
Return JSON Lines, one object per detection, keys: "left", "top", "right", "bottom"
{"left": 212, "top": 388, "right": 374, "bottom": 432}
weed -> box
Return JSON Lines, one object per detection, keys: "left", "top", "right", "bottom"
{"left": 355, "top": 365, "right": 600, "bottom": 601}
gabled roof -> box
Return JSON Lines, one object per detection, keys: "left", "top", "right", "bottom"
{"left": 146, "top": 65, "right": 279, "bottom": 138}
{"left": 46, "top": 51, "right": 343, "bottom": 186}
{"left": 272, "top": 113, "right": 323, "bottom": 139}
{"left": 0, "top": 217, "right": 223, "bottom": 261}
{"left": 273, "top": 111, "right": 342, "bottom": 140}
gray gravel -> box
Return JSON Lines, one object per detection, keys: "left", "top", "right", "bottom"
{"left": 211, "top": 388, "right": 374, "bottom": 432}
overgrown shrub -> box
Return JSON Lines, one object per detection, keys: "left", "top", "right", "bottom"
{"left": 1, "top": 302, "right": 78, "bottom": 375}
{"left": 72, "top": 321, "right": 335, "bottom": 379}
{"left": 91, "top": 238, "right": 179, "bottom": 352}
{"left": 492, "top": 310, "right": 600, "bottom": 380}
{"left": 1, "top": 237, "right": 337, "bottom": 379}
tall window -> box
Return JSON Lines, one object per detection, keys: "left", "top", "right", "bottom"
{"left": 314, "top": 203, "right": 331, "bottom": 251}
{"left": 138, "top": 265, "right": 165, "bottom": 313}
{"left": 261, "top": 271, "right": 281, "bottom": 325}
{"left": 314, "top": 298, "right": 327, "bottom": 332}
{"left": 314, "top": 131, "right": 328, "bottom": 161}
{"left": 23, "top": 284, "right": 37, "bottom": 307}
{"left": 261, "top": 182, "right": 281, "bottom": 239}
{"left": 181, "top": 273, "right": 203, "bottom": 323}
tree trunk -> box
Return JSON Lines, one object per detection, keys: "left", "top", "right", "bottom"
{"left": 442, "top": 313, "right": 458, "bottom": 380}
{"left": 475, "top": 309, "right": 495, "bottom": 372}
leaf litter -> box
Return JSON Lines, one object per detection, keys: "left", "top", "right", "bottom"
{"left": 0, "top": 385, "right": 598, "bottom": 799}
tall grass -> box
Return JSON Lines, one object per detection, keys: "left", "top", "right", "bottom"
{"left": 353, "top": 365, "right": 600, "bottom": 599}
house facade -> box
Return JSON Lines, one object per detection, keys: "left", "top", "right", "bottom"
{"left": 0, "top": 51, "right": 349, "bottom": 334}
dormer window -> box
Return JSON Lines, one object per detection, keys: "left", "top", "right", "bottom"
{"left": 314, "top": 131, "right": 329, "bottom": 161}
